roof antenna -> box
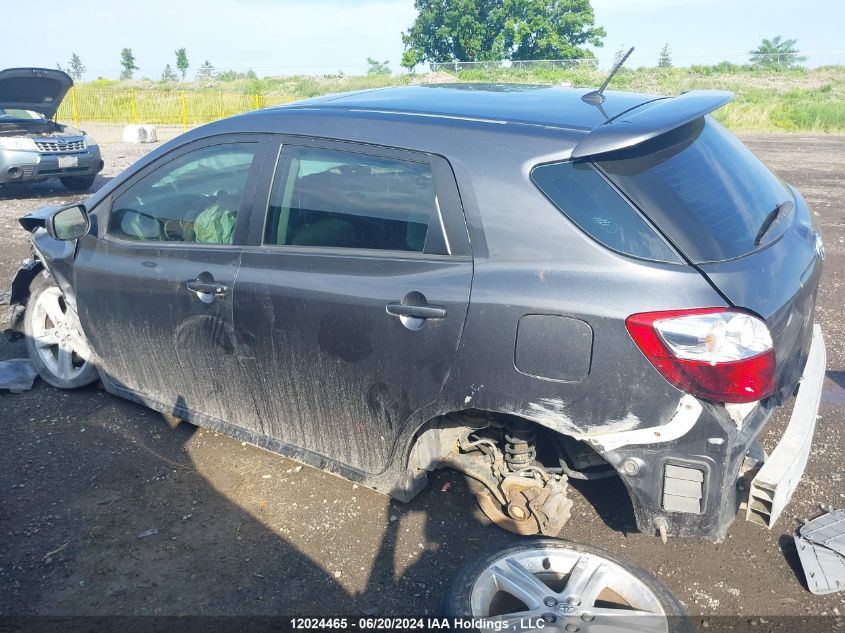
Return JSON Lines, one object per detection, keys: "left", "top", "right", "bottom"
{"left": 582, "top": 46, "right": 634, "bottom": 106}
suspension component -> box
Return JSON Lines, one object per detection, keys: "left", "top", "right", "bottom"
{"left": 435, "top": 415, "right": 574, "bottom": 537}
{"left": 504, "top": 420, "right": 537, "bottom": 471}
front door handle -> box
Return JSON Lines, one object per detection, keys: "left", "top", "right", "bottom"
{"left": 187, "top": 276, "right": 228, "bottom": 304}
{"left": 187, "top": 280, "right": 228, "bottom": 295}
{"left": 386, "top": 303, "right": 447, "bottom": 319}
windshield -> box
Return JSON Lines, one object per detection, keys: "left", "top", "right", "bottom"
{"left": 0, "top": 108, "right": 44, "bottom": 121}
{"left": 596, "top": 117, "right": 792, "bottom": 263}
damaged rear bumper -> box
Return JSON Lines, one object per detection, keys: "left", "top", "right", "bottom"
{"left": 746, "top": 324, "right": 826, "bottom": 527}
{"left": 594, "top": 324, "right": 826, "bottom": 542}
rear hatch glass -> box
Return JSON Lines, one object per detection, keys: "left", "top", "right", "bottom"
{"left": 596, "top": 117, "right": 792, "bottom": 264}
{"left": 596, "top": 116, "right": 822, "bottom": 399}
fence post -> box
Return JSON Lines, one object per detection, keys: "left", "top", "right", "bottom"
{"left": 254, "top": 94, "right": 260, "bottom": 110}
{"left": 130, "top": 92, "right": 139, "bottom": 124}
{"left": 71, "top": 86, "right": 79, "bottom": 128}
{"left": 180, "top": 93, "right": 188, "bottom": 130}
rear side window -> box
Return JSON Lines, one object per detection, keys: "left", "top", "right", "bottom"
{"left": 531, "top": 161, "right": 681, "bottom": 263}
{"left": 596, "top": 117, "right": 792, "bottom": 263}
{"left": 264, "top": 146, "right": 435, "bottom": 252}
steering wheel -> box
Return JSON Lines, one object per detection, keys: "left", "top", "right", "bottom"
{"left": 116, "top": 207, "right": 166, "bottom": 241}
{"left": 162, "top": 219, "right": 186, "bottom": 241}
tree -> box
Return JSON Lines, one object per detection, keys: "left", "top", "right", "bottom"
{"left": 366, "top": 58, "right": 391, "bottom": 76}
{"left": 658, "top": 42, "right": 672, "bottom": 68}
{"left": 175, "top": 48, "right": 189, "bottom": 80}
{"left": 161, "top": 64, "right": 178, "bottom": 82}
{"left": 120, "top": 48, "right": 139, "bottom": 80}
{"left": 402, "top": 0, "right": 605, "bottom": 64}
{"left": 66, "top": 53, "right": 86, "bottom": 80}
{"left": 749, "top": 36, "right": 806, "bottom": 68}
{"left": 401, "top": 49, "right": 418, "bottom": 74}
{"left": 196, "top": 60, "right": 216, "bottom": 82}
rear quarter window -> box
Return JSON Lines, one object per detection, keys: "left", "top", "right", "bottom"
{"left": 531, "top": 161, "right": 681, "bottom": 263}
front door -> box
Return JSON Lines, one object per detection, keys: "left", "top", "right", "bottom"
{"left": 234, "top": 139, "right": 473, "bottom": 474}
{"left": 74, "top": 135, "right": 269, "bottom": 429}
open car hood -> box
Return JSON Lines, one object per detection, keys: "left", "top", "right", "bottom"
{"left": 0, "top": 68, "right": 73, "bottom": 118}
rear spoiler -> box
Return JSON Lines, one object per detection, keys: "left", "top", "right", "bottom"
{"left": 570, "top": 90, "right": 733, "bottom": 159}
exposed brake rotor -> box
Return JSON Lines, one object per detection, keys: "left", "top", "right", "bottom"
{"left": 437, "top": 416, "right": 576, "bottom": 538}
{"left": 468, "top": 471, "right": 573, "bottom": 537}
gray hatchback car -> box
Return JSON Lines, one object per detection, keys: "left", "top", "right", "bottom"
{"left": 9, "top": 84, "right": 826, "bottom": 544}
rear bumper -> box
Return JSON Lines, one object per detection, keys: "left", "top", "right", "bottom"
{"left": 0, "top": 146, "right": 103, "bottom": 184}
{"left": 746, "top": 324, "right": 826, "bottom": 527}
{"left": 601, "top": 324, "right": 826, "bottom": 541}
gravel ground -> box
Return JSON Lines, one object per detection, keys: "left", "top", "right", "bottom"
{"left": 0, "top": 135, "right": 844, "bottom": 620}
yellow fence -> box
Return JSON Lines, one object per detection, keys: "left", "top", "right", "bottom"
{"left": 55, "top": 87, "right": 297, "bottom": 131}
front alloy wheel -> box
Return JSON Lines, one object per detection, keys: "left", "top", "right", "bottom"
{"left": 24, "top": 276, "right": 98, "bottom": 389}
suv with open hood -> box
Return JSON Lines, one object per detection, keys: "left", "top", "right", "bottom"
{"left": 0, "top": 68, "right": 103, "bottom": 191}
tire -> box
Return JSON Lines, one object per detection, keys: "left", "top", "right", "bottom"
{"left": 23, "top": 275, "right": 99, "bottom": 389}
{"left": 60, "top": 175, "right": 96, "bottom": 192}
{"left": 443, "top": 539, "right": 690, "bottom": 633}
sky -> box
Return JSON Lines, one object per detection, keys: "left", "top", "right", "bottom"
{"left": 2, "top": 0, "right": 843, "bottom": 78}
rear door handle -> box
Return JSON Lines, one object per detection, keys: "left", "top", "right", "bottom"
{"left": 386, "top": 303, "right": 447, "bottom": 319}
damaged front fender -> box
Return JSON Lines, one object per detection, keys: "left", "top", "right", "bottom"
{"left": 30, "top": 227, "right": 79, "bottom": 312}
{"left": 9, "top": 258, "right": 44, "bottom": 308}
{"left": 8, "top": 220, "right": 83, "bottom": 336}
{"left": 12, "top": 202, "right": 86, "bottom": 314}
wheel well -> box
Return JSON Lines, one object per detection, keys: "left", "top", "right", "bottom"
{"left": 409, "top": 408, "right": 613, "bottom": 469}
{"left": 407, "top": 408, "right": 635, "bottom": 525}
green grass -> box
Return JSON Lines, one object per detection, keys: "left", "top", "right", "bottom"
{"left": 63, "top": 64, "right": 845, "bottom": 133}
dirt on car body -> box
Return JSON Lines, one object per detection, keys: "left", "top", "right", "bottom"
{"left": 0, "top": 133, "right": 844, "bottom": 618}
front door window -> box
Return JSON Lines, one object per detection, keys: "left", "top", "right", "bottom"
{"left": 109, "top": 143, "right": 257, "bottom": 244}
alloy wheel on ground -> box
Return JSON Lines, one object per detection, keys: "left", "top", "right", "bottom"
{"left": 444, "top": 540, "right": 690, "bottom": 633}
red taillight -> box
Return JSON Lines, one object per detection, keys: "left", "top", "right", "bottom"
{"left": 626, "top": 308, "right": 776, "bottom": 404}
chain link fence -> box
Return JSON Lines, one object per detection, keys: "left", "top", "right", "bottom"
{"left": 55, "top": 88, "right": 297, "bottom": 142}
{"left": 431, "top": 59, "right": 596, "bottom": 72}
{"left": 430, "top": 50, "right": 845, "bottom": 73}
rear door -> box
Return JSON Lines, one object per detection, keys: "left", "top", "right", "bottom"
{"left": 596, "top": 117, "right": 823, "bottom": 399}
{"left": 233, "top": 137, "right": 472, "bottom": 474}
{"left": 74, "top": 134, "right": 270, "bottom": 427}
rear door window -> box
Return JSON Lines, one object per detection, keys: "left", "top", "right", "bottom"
{"left": 596, "top": 117, "right": 792, "bottom": 263}
{"left": 264, "top": 146, "right": 436, "bottom": 253}
{"left": 531, "top": 161, "right": 681, "bottom": 263}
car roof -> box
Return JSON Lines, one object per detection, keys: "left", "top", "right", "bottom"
{"left": 277, "top": 84, "right": 663, "bottom": 132}
{"left": 163, "top": 84, "right": 729, "bottom": 171}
